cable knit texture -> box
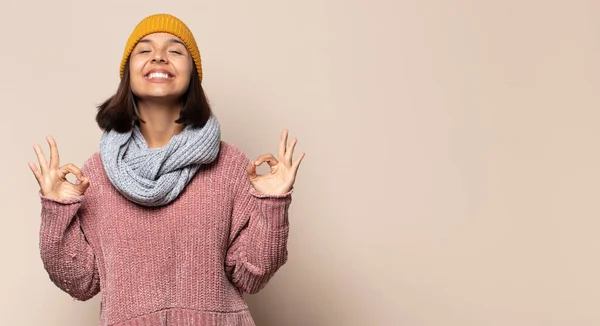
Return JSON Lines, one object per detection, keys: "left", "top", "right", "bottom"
{"left": 38, "top": 141, "right": 293, "bottom": 326}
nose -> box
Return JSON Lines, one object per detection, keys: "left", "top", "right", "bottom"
{"left": 151, "top": 50, "right": 168, "bottom": 63}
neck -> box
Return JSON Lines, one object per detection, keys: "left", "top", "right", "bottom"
{"left": 136, "top": 99, "right": 186, "bottom": 148}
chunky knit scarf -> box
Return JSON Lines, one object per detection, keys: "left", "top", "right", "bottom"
{"left": 99, "top": 114, "right": 221, "bottom": 207}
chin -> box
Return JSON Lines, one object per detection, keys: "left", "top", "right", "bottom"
{"left": 131, "top": 78, "right": 188, "bottom": 100}
{"left": 134, "top": 87, "right": 186, "bottom": 101}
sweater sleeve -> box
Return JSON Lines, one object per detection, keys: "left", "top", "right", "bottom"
{"left": 38, "top": 190, "right": 100, "bottom": 301}
{"left": 225, "top": 154, "right": 294, "bottom": 294}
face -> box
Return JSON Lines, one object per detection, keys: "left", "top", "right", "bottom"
{"left": 129, "top": 32, "right": 193, "bottom": 103}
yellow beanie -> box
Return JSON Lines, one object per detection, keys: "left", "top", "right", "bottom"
{"left": 120, "top": 13, "right": 203, "bottom": 82}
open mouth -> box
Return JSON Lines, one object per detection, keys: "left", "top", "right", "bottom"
{"left": 144, "top": 72, "right": 175, "bottom": 80}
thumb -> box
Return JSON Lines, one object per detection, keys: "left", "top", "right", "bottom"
{"left": 246, "top": 161, "right": 258, "bottom": 179}
{"left": 74, "top": 176, "right": 90, "bottom": 193}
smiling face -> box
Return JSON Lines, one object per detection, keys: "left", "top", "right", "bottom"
{"left": 129, "top": 32, "right": 193, "bottom": 103}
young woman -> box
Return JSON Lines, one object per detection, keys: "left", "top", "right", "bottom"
{"left": 28, "top": 13, "right": 304, "bottom": 326}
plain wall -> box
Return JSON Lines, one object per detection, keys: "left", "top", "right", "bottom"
{"left": 1, "top": 0, "right": 600, "bottom": 325}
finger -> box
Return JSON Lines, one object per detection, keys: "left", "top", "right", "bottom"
{"left": 285, "top": 137, "right": 298, "bottom": 166}
{"left": 28, "top": 162, "right": 43, "bottom": 186}
{"left": 254, "top": 153, "right": 279, "bottom": 167}
{"left": 292, "top": 152, "right": 306, "bottom": 175}
{"left": 33, "top": 144, "right": 49, "bottom": 174}
{"left": 278, "top": 129, "right": 288, "bottom": 161}
{"left": 47, "top": 136, "right": 60, "bottom": 170}
{"left": 59, "top": 163, "right": 84, "bottom": 181}
{"left": 246, "top": 160, "right": 258, "bottom": 179}
{"left": 75, "top": 176, "right": 90, "bottom": 192}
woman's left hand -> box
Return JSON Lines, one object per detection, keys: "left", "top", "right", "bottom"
{"left": 247, "top": 129, "right": 305, "bottom": 195}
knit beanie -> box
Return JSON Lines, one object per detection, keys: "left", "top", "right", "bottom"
{"left": 120, "top": 13, "right": 203, "bottom": 82}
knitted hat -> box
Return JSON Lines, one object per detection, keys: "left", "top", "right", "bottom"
{"left": 120, "top": 13, "right": 203, "bottom": 82}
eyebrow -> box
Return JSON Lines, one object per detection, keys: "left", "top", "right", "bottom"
{"left": 138, "top": 38, "right": 186, "bottom": 46}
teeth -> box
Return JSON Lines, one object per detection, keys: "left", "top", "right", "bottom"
{"left": 146, "top": 72, "right": 171, "bottom": 79}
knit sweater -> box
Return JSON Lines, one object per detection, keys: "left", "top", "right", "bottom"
{"left": 38, "top": 141, "right": 293, "bottom": 326}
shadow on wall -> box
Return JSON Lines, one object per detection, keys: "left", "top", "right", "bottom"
{"left": 42, "top": 295, "right": 100, "bottom": 325}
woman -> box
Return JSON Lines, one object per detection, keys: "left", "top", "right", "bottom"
{"left": 28, "top": 13, "right": 304, "bottom": 326}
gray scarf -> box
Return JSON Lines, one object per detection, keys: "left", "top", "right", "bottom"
{"left": 99, "top": 114, "right": 221, "bottom": 207}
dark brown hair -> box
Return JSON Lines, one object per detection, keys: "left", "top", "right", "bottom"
{"left": 95, "top": 59, "right": 212, "bottom": 133}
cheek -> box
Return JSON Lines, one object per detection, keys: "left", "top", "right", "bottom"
{"left": 128, "top": 58, "right": 147, "bottom": 91}
{"left": 178, "top": 71, "right": 191, "bottom": 85}
{"left": 175, "top": 59, "right": 193, "bottom": 87}
{"left": 184, "top": 59, "right": 194, "bottom": 74}
{"left": 129, "top": 57, "right": 145, "bottom": 76}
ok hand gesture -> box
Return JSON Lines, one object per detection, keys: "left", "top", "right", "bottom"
{"left": 247, "top": 129, "right": 305, "bottom": 195}
{"left": 28, "top": 136, "right": 89, "bottom": 200}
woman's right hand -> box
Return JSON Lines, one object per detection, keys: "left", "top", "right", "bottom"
{"left": 29, "top": 136, "right": 90, "bottom": 200}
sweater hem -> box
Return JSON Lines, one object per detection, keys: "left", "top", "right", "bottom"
{"left": 108, "top": 306, "right": 255, "bottom": 326}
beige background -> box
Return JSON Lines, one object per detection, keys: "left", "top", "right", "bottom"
{"left": 1, "top": 0, "right": 599, "bottom": 325}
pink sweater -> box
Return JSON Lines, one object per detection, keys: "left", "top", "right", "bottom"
{"left": 38, "top": 141, "right": 293, "bottom": 326}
